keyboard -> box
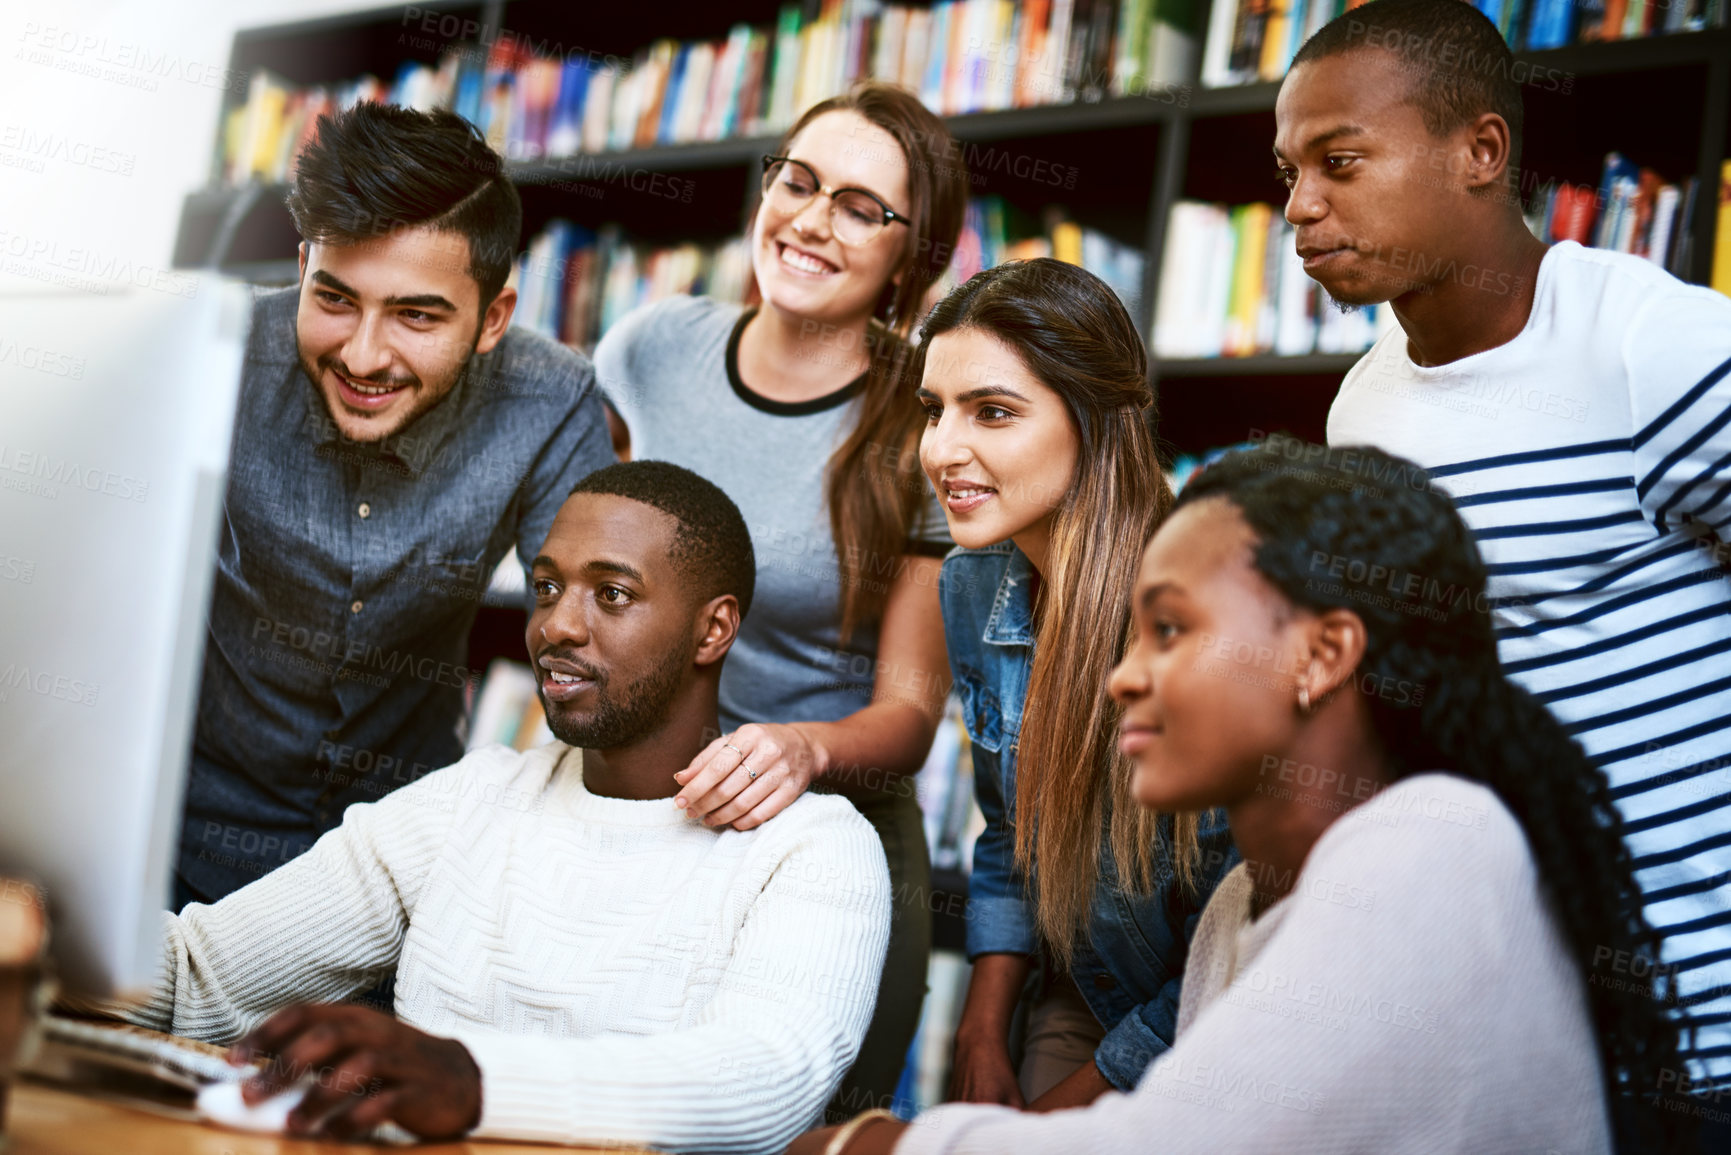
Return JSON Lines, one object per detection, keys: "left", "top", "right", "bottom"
{"left": 25, "top": 1015, "right": 254, "bottom": 1094}
{"left": 27, "top": 1014, "right": 416, "bottom": 1142}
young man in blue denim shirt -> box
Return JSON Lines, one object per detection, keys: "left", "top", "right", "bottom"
{"left": 179, "top": 102, "right": 613, "bottom": 907}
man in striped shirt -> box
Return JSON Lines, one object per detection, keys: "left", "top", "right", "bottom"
{"left": 1276, "top": 0, "right": 1731, "bottom": 1100}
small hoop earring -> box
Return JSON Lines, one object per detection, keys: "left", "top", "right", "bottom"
{"left": 1297, "top": 685, "right": 1311, "bottom": 713}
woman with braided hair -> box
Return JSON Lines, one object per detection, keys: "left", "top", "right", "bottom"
{"left": 795, "top": 436, "right": 1689, "bottom": 1153}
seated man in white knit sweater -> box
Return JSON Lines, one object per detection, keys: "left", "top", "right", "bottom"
{"left": 123, "top": 460, "right": 893, "bottom": 1152}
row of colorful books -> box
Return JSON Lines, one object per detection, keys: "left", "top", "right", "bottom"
{"left": 1524, "top": 153, "right": 1698, "bottom": 275}
{"left": 1152, "top": 200, "right": 1397, "bottom": 359}
{"left": 1202, "top": 0, "right": 1726, "bottom": 87}
{"left": 514, "top": 199, "right": 1146, "bottom": 353}
{"left": 934, "top": 198, "right": 1149, "bottom": 318}
{"left": 217, "top": 0, "right": 1208, "bottom": 184}
{"left": 1201, "top": 0, "right": 1352, "bottom": 86}
{"left": 1155, "top": 152, "right": 1731, "bottom": 358}
{"left": 514, "top": 225, "right": 752, "bottom": 351}
{"left": 1522, "top": 0, "right": 1727, "bottom": 46}
{"left": 221, "top": 72, "right": 386, "bottom": 188}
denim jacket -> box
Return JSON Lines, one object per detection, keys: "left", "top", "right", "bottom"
{"left": 942, "top": 543, "right": 1239, "bottom": 1090}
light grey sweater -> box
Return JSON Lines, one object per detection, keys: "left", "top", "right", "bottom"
{"left": 128, "top": 742, "right": 891, "bottom": 1153}
{"left": 897, "top": 774, "right": 1612, "bottom": 1154}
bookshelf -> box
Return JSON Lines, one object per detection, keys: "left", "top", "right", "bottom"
{"left": 178, "top": 1, "right": 1730, "bottom": 1111}
{"left": 174, "top": 4, "right": 1731, "bottom": 460}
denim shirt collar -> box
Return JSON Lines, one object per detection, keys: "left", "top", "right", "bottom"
{"left": 981, "top": 545, "right": 1036, "bottom": 647}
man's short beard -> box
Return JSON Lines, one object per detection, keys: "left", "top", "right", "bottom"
{"left": 542, "top": 643, "right": 691, "bottom": 750}
{"left": 296, "top": 339, "right": 477, "bottom": 443}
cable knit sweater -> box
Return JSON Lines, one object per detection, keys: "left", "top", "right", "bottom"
{"left": 896, "top": 774, "right": 1612, "bottom": 1154}
{"left": 127, "top": 742, "right": 891, "bottom": 1153}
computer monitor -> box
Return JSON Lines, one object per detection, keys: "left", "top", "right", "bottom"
{"left": 0, "top": 280, "right": 249, "bottom": 996}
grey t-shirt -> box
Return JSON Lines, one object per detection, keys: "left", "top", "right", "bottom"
{"left": 593, "top": 295, "right": 950, "bottom": 731}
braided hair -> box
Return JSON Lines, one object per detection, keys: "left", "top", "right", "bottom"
{"left": 1178, "top": 437, "right": 1690, "bottom": 1149}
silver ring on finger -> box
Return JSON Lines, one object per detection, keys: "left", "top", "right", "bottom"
{"left": 722, "top": 742, "right": 744, "bottom": 758}
{"left": 743, "top": 761, "right": 757, "bottom": 780}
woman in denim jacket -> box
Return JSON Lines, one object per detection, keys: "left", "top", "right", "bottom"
{"left": 912, "top": 260, "right": 1237, "bottom": 1110}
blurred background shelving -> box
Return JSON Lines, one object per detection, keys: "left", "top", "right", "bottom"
{"left": 175, "top": 2, "right": 1731, "bottom": 461}
{"left": 175, "top": 0, "right": 1731, "bottom": 1113}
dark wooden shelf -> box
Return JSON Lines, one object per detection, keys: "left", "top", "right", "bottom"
{"left": 191, "top": 95, "right": 1183, "bottom": 199}
{"left": 1156, "top": 353, "right": 1364, "bottom": 377}
{"left": 945, "top": 94, "right": 1174, "bottom": 142}
{"left": 1517, "top": 24, "right": 1731, "bottom": 74}
{"left": 508, "top": 135, "right": 777, "bottom": 180}
{"left": 1190, "top": 80, "right": 1285, "bottom": 117}
{"left": 1189, "top": 26, "right": 1731, "bottom": 117}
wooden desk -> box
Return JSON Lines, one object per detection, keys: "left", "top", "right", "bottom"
{"left": 7, "top": 1080, "right": 658, "bottom": 1154}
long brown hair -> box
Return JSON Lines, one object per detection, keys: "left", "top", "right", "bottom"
{"left": 911, "top": 259, "right": 1199, "bottom": 962}
{"left": 758, "top": 82, "right": 968, "bottom": 640}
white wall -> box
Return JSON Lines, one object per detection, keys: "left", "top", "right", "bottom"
{"left": 0, "top": 0, "right": 380, "bottom": 295}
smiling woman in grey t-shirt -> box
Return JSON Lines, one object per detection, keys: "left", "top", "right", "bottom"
{"left": 592, "top": 81, "right": 969, "bottom": 1115}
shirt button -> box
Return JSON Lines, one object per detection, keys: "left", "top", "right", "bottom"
{"left": 350, "top": 600, "right": 363, "bottom": 614}
{"left": 1093, "top": 973, "right": 1116, "bottom": 991}
{"left": 357, "top": 502, "right": 371, "bottom": 519}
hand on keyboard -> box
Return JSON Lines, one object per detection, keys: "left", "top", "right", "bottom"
{"left": 229, "top": 1003, "right": 481, "bottom": 1141}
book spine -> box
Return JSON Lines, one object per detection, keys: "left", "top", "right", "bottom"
{"left": 1667, "top": 177, "right": 1696, "bottom": 278}
{"left": 699, "top": 33, "right": 736, "bottom": 142}
{"left": 1113, "top": 0, "right": 1149, "bottom": 96}
{"left": 1593, "top": 151, "right": 1627, "bottom": 247}
{"left": 1258, "top": 0, "right": 1290, "bottom": 80}
{"left": 1253, "top": 208, "right": 1281, "bottom": 351}
{"left": 1647, "top": 184, "right": 1680, "bottom": 268}
{"left": 769, "top": 5, "right": 804, "bottom": 132}
{"left": 922, "top": 4, "right": 951, "bottom": 108}
{"left": 901, "top": 9, "right": 932, "bottom": 94}
{"left": 1014, "top": 0, "right": 1048, "bottom": 106}
{"left": 1202, "top": 0, "right": 1241, "bottom": 86}
{"left": 1499, "top": 0, "right": 1527, "bottom": 46}
{"left": 991, "top": 0, "right": 1018, "bottom": 110}
{"left": 1084, "top": 0, "right": 1116, "bottom": 100}
{"left": 1045, "top": 0, "right": 1073, "bottom": 99}
{"left": 1712, "top": 161, "right": 1731, "bottom": 295}
{"left": 1202, "top": 204, "right": 1236, "bottom": 357}
{"left": 736, "top": 31, "right": 770, "bottom": 137}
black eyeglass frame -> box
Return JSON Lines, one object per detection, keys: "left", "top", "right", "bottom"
{"left": 760, "top": 155, "right": 911, "bottom": 238}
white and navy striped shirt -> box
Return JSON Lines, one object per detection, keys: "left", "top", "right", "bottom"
{"left": 1329, "top": 240, "right": 1731, "bottom": 1083}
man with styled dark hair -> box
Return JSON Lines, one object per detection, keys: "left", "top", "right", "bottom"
{"left": 125, "top": 463, "right": 890, "bottom": 1153}
{"left": 180, "top": 102, "right": 613, "bottom": 907}
{"left": 1275, "top": 0, "right": 1731, "bottom": 1106}
{"left": 285, "top": 104, "right": 522, "bottom": 315}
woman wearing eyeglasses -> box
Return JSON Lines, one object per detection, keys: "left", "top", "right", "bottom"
{"left": 592, "top": 80, "right": 969, "bottom": 1115}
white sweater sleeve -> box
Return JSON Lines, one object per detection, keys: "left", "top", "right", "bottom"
{"left": 124, "top": 751, "right": 474, "bottom": 1042}
{"left": 895, "top": 777, "right": 1611, "bottom": 1155}
{"left": 452, "top": 799, "right": 892, "bottom": 1155}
